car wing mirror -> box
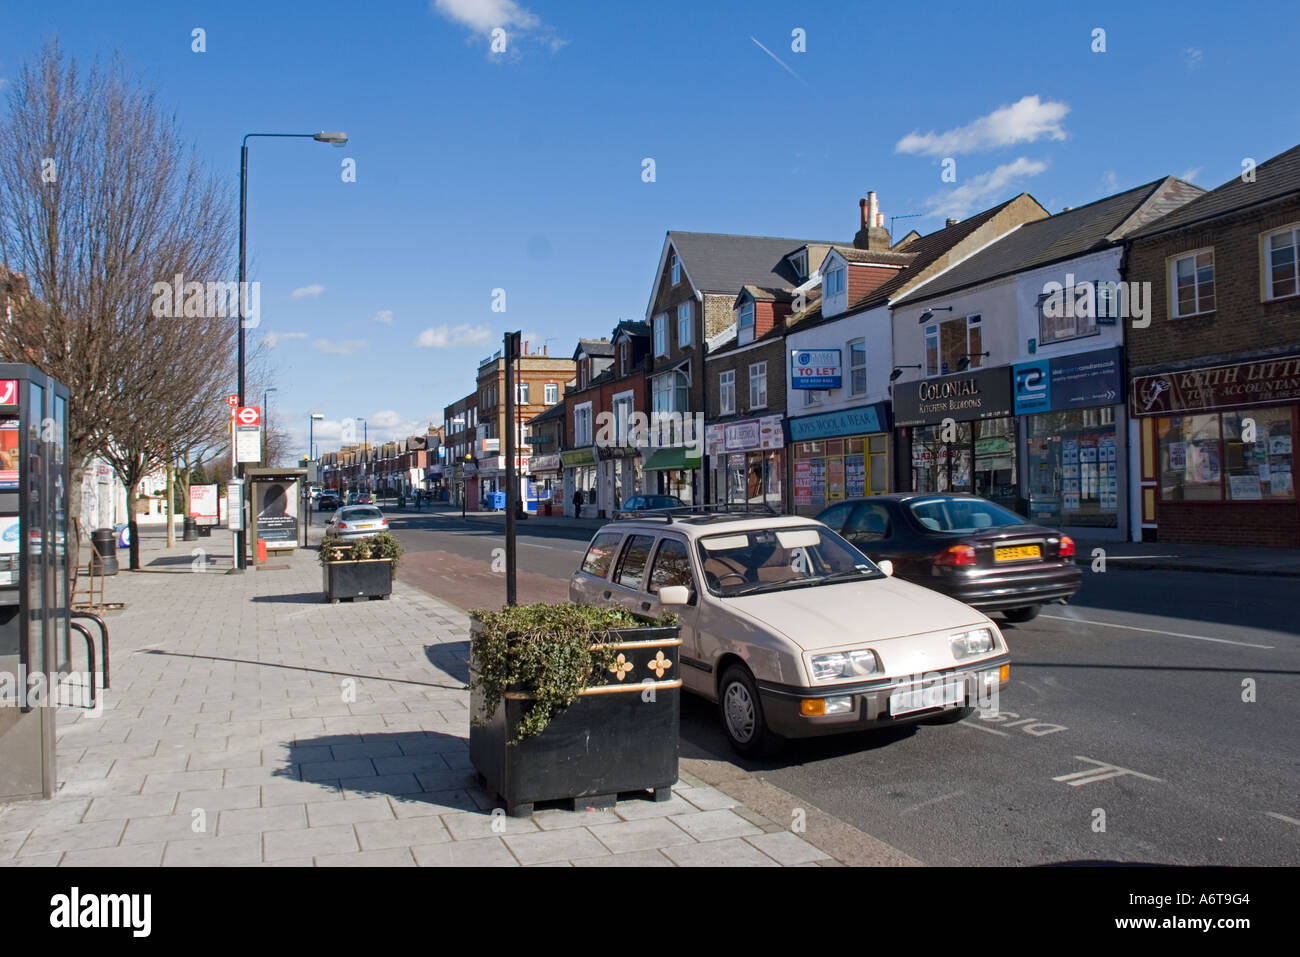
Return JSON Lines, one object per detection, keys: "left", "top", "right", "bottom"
{"left": 658, "top": 585, "right": 690, "bottom": 606}
{"left": 876, "top": 559, "right": 894, "bottom": 577}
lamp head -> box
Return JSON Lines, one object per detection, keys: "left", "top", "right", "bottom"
{"left": 314, "top": 131, "right": 349, "bottom": 146}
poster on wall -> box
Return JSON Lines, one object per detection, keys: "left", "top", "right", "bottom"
{"left": 793, "top": 460, "right": 812, "bottom": 505}
{"left": 256, "top": 480, "right": 299, "bottom": 545}
{"left": 0, "top": 419, "right": 18, "bottom": 490}
{"left": 1167, "top": 441, "right": 1186, "bottom": 471}
{"left": 845, "top": 455, "right": 865, "bottom": 498}
{"left": 809, "top": 459, "right": 827, "bottom": 503}
{"left": 1228, "top": 475, "right": 1262, "bottom": 500}
{"left": 188, "top": 484, "right": 219, "bottom": 525}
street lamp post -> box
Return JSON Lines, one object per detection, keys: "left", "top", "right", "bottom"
{"left": 356, "top": 417, "right": 367, "bottom": 496}
{"left": 262, "top": 387, "right": 277, "bottom": 464}
{"left": 235, "top": 130, "right": 347, "bottom": 571}
{"left": 307, "top": 412, "right": 324, "bottom": 524}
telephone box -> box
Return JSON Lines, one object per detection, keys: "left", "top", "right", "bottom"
{"left": 0, "top": 364, "right": 71, "bottom": 802}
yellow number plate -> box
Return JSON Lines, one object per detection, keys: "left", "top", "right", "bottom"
{"left": 995, "top": 545, "right": 1041, "bottom": 562}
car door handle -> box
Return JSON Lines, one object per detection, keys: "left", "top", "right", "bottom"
{"left": 602, "top": 590, "right": 612, "bottom": 599}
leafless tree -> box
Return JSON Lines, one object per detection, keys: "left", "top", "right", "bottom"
{"left": 0, "top": 41, "right": 235, "bottom": 568}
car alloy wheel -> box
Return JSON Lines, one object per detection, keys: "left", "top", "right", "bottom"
{"left": 724, "top": 682, "right": 756, "bottom": 744}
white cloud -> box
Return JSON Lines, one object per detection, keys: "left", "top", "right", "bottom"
{"left": 430, "top": 0, "right": 565, "bottom": 56}
{"left": 415, "top": 323, "right": 493, "bottom": 348}
{"left": 923, "top": 157, "right": 1048, "bottom": 220}
{"left": 314, "top": 338, "right": 369, "bottom": 356}
{"left": 1100, "top": 170, "right": 1120, "bottom": 192}
{"left": 372, "top": 310, "right": 394, "bottom": 324}
{"left": 263, "top": 331, "right": 308, "bottom": 349}
{"left": 1184, "top": 47, "right": 1203, "bottom": 69}
{"left": 896, "top": 96, "right": 1069, "bottom": 157}
{"left": 1180, "top": 167, "right": 1203, "bottom": 183}
{"left": 291, "top": 284, "right": 325, "bottom": 300}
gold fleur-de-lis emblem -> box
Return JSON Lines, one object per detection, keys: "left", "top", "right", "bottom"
{"left": 609, "top": 653, "right": 634, "bottom": 681}
{"left": 646, "top": 651, "right": 673, "bottom": 679}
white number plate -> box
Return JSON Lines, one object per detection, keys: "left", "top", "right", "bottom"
{"left": 889, "top": 678, "right": 965, "bottom": 716}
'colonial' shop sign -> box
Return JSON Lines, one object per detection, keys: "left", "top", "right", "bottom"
{"left": 892, "top": 366, "right": 1014, "bottom": 427}
{"left": 1131, "top": 354, "right": 1300, "bottom": 416}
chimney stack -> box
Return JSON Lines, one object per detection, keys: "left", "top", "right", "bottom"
{"left": 854, "top": 190, "right": 892, "bottom": 251}
{"left": 945, "top": 218, "right": 961, "bottom": 227}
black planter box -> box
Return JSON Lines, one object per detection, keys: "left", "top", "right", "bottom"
{"left": 470, "top": 623, "right": 681, "bottom": 816}
{"left": 322, "top": 559, "right": 393, "bottom": 602}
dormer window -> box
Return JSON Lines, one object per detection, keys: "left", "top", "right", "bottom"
{"left": 671, "top": 254, "right": 681, "bottom": 285}
{"left": 619, "top": 341, "right": 628, "bottom": 375}
{"left": 791, "top": 251, "right": 808, "bottom": 281}
{"left": 738, "top": 300, "right": 755, "bottom": 347}
{"left": 825, "top": 266, "right": 846, "bottom": 298}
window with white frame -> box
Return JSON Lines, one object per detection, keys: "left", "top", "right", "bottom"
{"left": 612, "top": 391, "right": 634, "bottom": 445}
{"left": 738, "top": 300, "right": 755, "bottom": 347}
{"left": 1265, "top": 225, "right": 1300, "bottom": 300}
{"left": 825, "top": 266, "right": 846, "bottom": 298}
{"left": 574, "top": 402, "right": 593, "bottom": 446}
{"left": 849, "top": 339, "right": 866, "bottom": 395}
{"left": 678, "top": 302, "right": 693, "bottom": 348}
{"left": 516, "top": 382, "right": 530, "bottom": 405}
{"left": 544, "top": 382, "right": 558, "bottom": 404}
{"left": 719, "top": 370, "right": 735, "bottom": 415}
{"left": 749, "top": 362, "right": 767, "bottom": 408}
{"left": 925, "top": 315, "right": 982, "bottom": 375}
{"left": 654, "top": 313, "right": 668, "bottom": 356}
{"left": 1170, "top": 249, "right": 1215, "bottom": 317}
{"left": 804, "top": 388, "right": 826, "bottom": 406}
{"left": 1038, "top": 283, "right": 1101, "bottom": 344}
{"left": 671, "top": 254, "right": 681, "bottom": 285}
{"left": 619, "top": 341, "right": 628, "bottom": 375}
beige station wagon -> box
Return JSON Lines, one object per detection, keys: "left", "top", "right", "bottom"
{"left": 570, "top": 511, "right": 1011, "bottom": 756}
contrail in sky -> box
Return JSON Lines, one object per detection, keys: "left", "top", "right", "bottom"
{"left": 750, "top": 36, "right": 807, "bottom": 85}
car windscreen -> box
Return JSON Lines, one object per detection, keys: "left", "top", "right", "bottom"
{"left": 644, "top": 496, "right": 682, "bottom": 509}
{"left": 907, "top": 497, "right": 1026, "bottom": 533}
{"left": 696, "top": 525, "right": 883, "bottom": 597}
{"left": 342, "top": 507, "right": 383, "bottom": 520}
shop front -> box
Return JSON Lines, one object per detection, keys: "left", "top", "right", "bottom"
{"left": 787, "top": 404, "right": 891, "bottom": 516}
{"left": 1132, "top": 353, "right": 1300, "bottom": 547}
{"left": 530, "top": 453, "right": 561, "bottom": 511}
{"left": 561, "top": 446, "right": 598, "bottom": 517}
{"left": 642, "top": 446, "right": 701, "bottom": 505}
{"left": 706, "top": 414, "right": 785, "bottom": 511}
{"left": 1014, "top": 347, "right": 1127, "bottom": 538}
{"left": 892, "top": 367, "right": 1019, "bottom": 513}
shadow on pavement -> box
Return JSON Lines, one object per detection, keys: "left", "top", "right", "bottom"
{"left": 425, "top": 641, "right": 470, "bottom": 685}
{"left": 251, "top": 592, "right": 331, "bottom": 605}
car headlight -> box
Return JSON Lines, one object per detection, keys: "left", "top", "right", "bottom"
{"left": 810, "top": 649, "right": 881, "bottom": 681}
{"left": 950, "top": 628, "right": 995, "bottom": 659}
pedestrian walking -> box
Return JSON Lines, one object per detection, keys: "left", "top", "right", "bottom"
{"left": 572, "top": 488, "right": 584, "bottom": 518}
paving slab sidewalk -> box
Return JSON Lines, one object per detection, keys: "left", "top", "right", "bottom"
{"left": 0, "top": 533, "right": 916, "bottom": 867}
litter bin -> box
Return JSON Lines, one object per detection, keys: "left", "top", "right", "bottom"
{"left": 182, "top": 516, "right": 198, "bottom": 541}
{"left": 91, "top": 527, "right": 119, "bottom": 577}
{"left": 489, "top": 491, "right": 506, "bottom": 511}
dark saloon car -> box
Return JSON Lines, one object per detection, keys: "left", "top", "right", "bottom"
{"left": 317, "top": 492, "right": 341, "bottom": 511}
{"left": 815, "top": 493, "right": 1080, "bottom": 622}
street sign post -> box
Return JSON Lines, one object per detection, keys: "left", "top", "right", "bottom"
{"left": 234, "top": 406, "right": 262, "bottom": 464}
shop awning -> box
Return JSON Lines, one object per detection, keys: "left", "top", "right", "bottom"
{"left": 643, "top": 447, "right": 701, "bottom": 471}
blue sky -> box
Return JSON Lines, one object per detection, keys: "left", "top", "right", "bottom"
{"left": 2, "top": 0, "right": 1296, "bottom": 458}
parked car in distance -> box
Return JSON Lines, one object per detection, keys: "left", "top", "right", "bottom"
{"left": 326, "top": 505, "right": 389, "bottom": 540}
{"left": 357, "top": 494, "right": 373, "bottom": 505}
{"left": 815, "top": 493, "right": 1081, "bottom": 623}
{"left": 620, "top": 495, "right": 687, "bottom": 513}
{"left": 318, "top": 492, "right": 341, "bottom": 511}
{"left": 570, "top": 512, "right": 1010, "bottom": 756}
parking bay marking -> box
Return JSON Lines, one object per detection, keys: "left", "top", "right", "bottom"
{"left": 1264, "top": 811, "right": 1300, "bottom": 827}
{"left": 1040, "top": 614, "right": 1274, "bottom": 650}
{"left": 1053, "top": 756, "right": 1163, "bottom": 788}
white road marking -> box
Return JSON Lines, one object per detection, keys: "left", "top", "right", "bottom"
{"left": 961, "top": 720, "right": 1009, "bottom": 737}
{"left": 1040, "top": 614, "right": 1274, "bottom": 650}
{"left": 519, "top": 542, "right": 557, "bottom": 550}
{"left": 1053, "top": 756, "right": 1163, "bottom": 788}
{"left": 1264, "top": 811, "right": 1300, "bottom": 827}
{"left": 901, "top": 790, "right": 966, "bottom": 814}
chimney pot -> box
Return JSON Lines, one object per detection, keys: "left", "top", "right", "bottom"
{"left": 859, "top": 198, "right": 869, "bottom": 229}
{"left": 867, "top": 191, "right": 879, "bottom": 229}
{"left": 876, "top": 212, "right": 884, "bottom": 228}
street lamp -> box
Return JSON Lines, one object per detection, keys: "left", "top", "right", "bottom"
{"left": 308, "top": 412, "right": 324, "bottom": 463}
{"left": 235, "top": 129, "right": 348, "bottom": 571}
{"left": 262, "top": 387, "right": 277, "bottom": 464}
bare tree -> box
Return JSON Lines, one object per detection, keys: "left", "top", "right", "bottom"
{"left": 0, "top": 42, "right": 235, "bottom": 567}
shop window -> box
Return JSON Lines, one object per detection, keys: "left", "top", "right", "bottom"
{"left": 925, "top": 315, "right": 982, "bottom": 375}
{"left": 1158, "top": 414, "right": 1223, "bottom": 501}
{"left": 1222, "top": 408, "right": 1294, "bottom": 499}
{"left": 1026, "top": 410, "right": 1119, "bottom": 527}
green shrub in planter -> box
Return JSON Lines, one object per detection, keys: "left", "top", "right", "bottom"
{"left": 320, "top": 531, "right": 402, "bottom": 602}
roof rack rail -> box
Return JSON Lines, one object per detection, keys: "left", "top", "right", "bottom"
{"left": 614, "top": 502, "right": 779, "bottom": 524}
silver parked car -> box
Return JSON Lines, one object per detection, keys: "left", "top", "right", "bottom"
{"left": 570, "top": 511, "right": 1011, "bottom": 756}
{"left": 326, "top": 505, "right": 389, "bottom": 540}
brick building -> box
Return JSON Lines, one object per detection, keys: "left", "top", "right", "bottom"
{"left": 1125, "top": 143, "right": 1300, "bottom": 546}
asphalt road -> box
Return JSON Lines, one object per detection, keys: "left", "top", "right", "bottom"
{"left": 385, "top": 509, "right": 1300, "bottom": 866}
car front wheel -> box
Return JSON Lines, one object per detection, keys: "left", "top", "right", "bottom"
{"left": 1002, "top": 605, "right": 1041, "bottom": 623}
{"left": 718, "top": 665, "right": 784, "bottom": 758}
